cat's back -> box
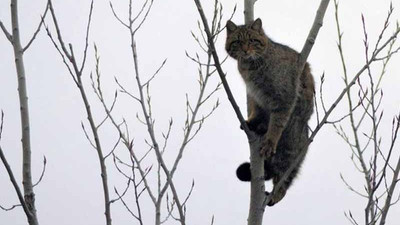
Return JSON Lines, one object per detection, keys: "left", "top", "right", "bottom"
{"left": 267, "top": 40, "right": 301, "bottom": 66}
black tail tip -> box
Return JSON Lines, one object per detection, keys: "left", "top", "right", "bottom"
{"left": 236, "top": 162, "right": 251, "bottom": 182}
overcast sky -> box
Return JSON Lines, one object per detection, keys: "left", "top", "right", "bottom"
{"left": 1, "top": 0, "right": 400, "bottom": 225}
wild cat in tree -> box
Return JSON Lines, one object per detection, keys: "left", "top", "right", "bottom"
{"left": 225, "top": 18, "right": 315, "bottom": 206}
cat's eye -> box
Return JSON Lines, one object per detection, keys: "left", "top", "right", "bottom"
{"left": 230, "top": 40, "right": 240, "bottom": 48}
{"left": 250, "top": 39, "right": 261, "bottom": 45}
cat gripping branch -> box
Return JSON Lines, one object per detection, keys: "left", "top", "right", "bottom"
{"left": 226, "top": 18, "right": 315, "bottom": 206}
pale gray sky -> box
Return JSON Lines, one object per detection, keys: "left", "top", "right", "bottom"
{"left": 1, "top": 0, "right": 400, "bottom": 225}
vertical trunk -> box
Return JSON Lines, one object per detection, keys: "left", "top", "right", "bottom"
{"left": 10, "top": 0, "right": 39, "bottom": 224}
{"left": 155, "top": 201, "right": 161, "bottom": 225}
{"left": 244, "top": 1, "right": 265, "bottom": 225}
{"left": 247, "top": 135, "right": 265, "bottom": 225}
{"left": 244, "top": 0, "right": 255, "bottom": 24}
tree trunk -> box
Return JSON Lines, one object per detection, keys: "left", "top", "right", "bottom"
{"left": 243, "top": 1, "right": 266, "bottom": 225}
{"left": 10, "top": 0, "right": 39, "bottom": 224}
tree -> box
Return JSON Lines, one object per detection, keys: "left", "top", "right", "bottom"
{"left": 1, "top": 0, "right": 400, "bottom": 225}
{"left": 0, "top": 1, "right": 48, "bottom": 224}
{"left": 333, "top": 1, "right": 400, "bottom": 224}
{"left": 193, "top": 0, "right": 400, "bottom": 224}
{"left": 42, "top": 0, "right": 221, "bottom": 224}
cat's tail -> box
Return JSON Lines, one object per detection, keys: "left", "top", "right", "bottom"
{"left": 236, "top": 162, "right": 251, "bottom": 182}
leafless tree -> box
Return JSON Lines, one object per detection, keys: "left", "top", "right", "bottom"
{"left": 0, "top": 1, "right": 48, "bottom": 225}
{"left": 43, "top": 0, "right": 112, "bottom": 224}
{"left": 332, "top": 1, "right": 400, "bottom": 225}
{"left": 43, "top": 0, "right": 221, "bottom": 225}
{"left": 193, "top": 0, "right": 400, "bottom": 225}
{"left": 194, "top": 0, "right": 329, "bottom": 224}
{"left": 2, "top": 1, "right": 399, "bottom": 225}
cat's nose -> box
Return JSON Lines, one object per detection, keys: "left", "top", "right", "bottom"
{"left": 242, "top": 45, "right": 249, "bottom": 52}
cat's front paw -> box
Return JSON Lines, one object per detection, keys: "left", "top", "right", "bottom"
{"left": 240, "top": 120, "right": 254, "bottom": 131}
{"left": 241, "top": 119, "right": 267, "bottom": 135}
{"left": 239, "top": 121, "right": 247, "bottom": 130}
{"left": 260, "top": 138, "right": 276, "bottom": 158}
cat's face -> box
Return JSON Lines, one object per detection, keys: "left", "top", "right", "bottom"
{"left": 225, "top": 18, "right": 268, "bottom": 60}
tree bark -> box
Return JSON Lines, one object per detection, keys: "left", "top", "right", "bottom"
{"left": 244, "top": 0, "right": 255, "bottom": 24}
{"left": 10, "top": 0, "right": 39, "bottom": 224}
{"left": 243, "top": 1, "right": 266, "bottom": 225}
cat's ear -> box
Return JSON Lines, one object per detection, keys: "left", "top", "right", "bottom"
{"left": 251, "top": 18, "right": 262, "bottom": 32}
{"left": 226, "top": 20, "right": 238, "bottom": 34}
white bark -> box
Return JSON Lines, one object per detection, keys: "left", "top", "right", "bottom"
{"left": 243, "top": 1, "right": 266, "bottom": 225}
{"left": 1, "top": 0, "right": 48, "bottom": 223}
{"left": 10, "top": 0, "right": 39, "bottom": 224}
{"left": 244, "top": 0, "right": 255, "bottom": 24}
{"left": 299, "top": 0, "right": 330, "bottom": 68}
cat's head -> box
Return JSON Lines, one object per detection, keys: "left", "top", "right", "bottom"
{"left": 225, "top": 18, "right": 268, "bottom": 60}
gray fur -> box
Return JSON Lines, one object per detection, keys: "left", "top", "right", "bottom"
{"left": 226, "top": 18, "right": 315, "bottom": 206}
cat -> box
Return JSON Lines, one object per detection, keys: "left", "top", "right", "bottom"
{"left": 225, "top": 18, "right": 315, "bottom": 206}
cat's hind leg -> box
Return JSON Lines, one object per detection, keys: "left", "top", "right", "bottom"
{"left": 267, "top": 167, "right": 299, "bottom": 206}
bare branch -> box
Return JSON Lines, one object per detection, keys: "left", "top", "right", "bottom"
{"left": 131, "top": 164, "right": 145, "bottom": 225}
{"left": 162, "top": 193, "right": 176, "bottom": 224}
{"left": 0, "top": 203, "right": 21, "bottom": 211}
{"left": 114, "top": 185, "right": 141, "bottom": 221}
{"left": 182, "top": 180, "right": 195, "bottom": 207}
{"left": 132, "top": 0, "right": 154, "bottom": 35}
{"left": 130, "top": 0, "right": 150, "bottom": 26}
{"left": 42, "top": 19, "right": 78, "bottom": 85}
{"left": 372, "top": 3, "right": 394, "bottom": 56}
{"left": 0, "top": 110, "right": 4, "bottom": 140}
{"left": 93, "top": 53, "right": 158, "bottom": 205}
{"left": 0, "top": 145, "right": 31, "bottom": 219}
{"left": 0, "top": 21, "right": 12, "bottom": 42}
{"left": 115, "top": 77, "right": 141, "bottom": 103}
{"left": 79, "top": 0, "right": 94, "bottom": 74}
{"left": 142, "top": 59, "right": 167, "bottom": 87}
{"left": 192, "top": 0, "right": 250, "bottom": 136}
{"left": 340, "top": 173, "right": 368, "bottom": 198}
{"left": 32, "top": 156, "right": 47, "bottom": 188}
{"left": 161, "top": 119, "right": 173, "bottom": 154}
{"left": 110, "top": 180, "right": 131, "bottom": 204}
{"left": 81, "top": 122, "right": 97, "bottom": 149}
{"left": 23, "top": 3, "right": 50, "bottom": 52}
{"left": 299, "top": 0, "right": 331, "bottom": 69}
{"left": 46, "top": 1, "right": 112, "bottom": 224}
{"left": 109, "top": 1, "right": 129, "bottom": 28}
{"left": 47, "top": 0, "right": 72, "bottom": 59}
{"left": 344, "top": 210, "right": 360, "bottom": 225}
{"left": 104, "top": 136, "right": 121, "bottom": 160}
{"left": 0, "top": 111, "right": 28, "bottom": 215}
{"left": 379, "top": 114, "right": 400, "bottom": 225}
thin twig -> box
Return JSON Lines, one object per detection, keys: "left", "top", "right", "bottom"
{"left": 0, "top": 21, "right": 12, "bottom": 42}
{"left": 23, "top": 3, "right": 50, "bottom": 52}
{"left": 79, "top": 0, "right": 94, "bottom": 74}
{"left": 0, "top": 203, "right": 21, "bottom": 211}
{"left": 109, "top": 1, "right": 129, "bottom": 28}
{"left": 32, "top": 156, "right": 47, "bottom": 188}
